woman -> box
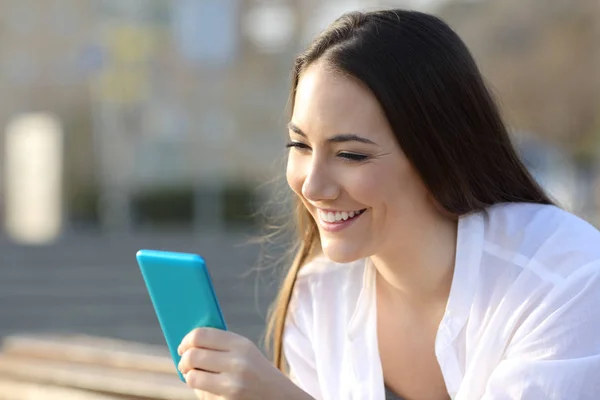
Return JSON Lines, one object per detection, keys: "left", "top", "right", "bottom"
{"left": 177, "top": 9, "right": 600, "bottom": 400}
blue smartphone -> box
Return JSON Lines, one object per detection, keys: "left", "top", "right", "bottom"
{"left": 135, "top": 249, "right": 227, "bottom": 382}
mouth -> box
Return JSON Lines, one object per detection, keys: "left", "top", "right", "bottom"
{"left": 317, "top": 208, "right": 367, "bottom": 225}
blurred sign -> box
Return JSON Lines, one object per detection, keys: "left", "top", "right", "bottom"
{"left": 93, "top": 24, "right": 157, "bottom": 104}
{"left": 4, "top": 113, "right": 63, "bottom": 244}
{"left": 172, "top": 0, "right": 238, "bottom": 66}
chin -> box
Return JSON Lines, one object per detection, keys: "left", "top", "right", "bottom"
{"left": 320, "top": 238, "right": 366, "bottom": 264}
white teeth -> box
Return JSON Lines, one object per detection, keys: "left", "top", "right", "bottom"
{"left": 318, "top": 210, "right": 327, "bottom": 222}
{"left": 319, "top": 209, "right": 364, "bottom": 223}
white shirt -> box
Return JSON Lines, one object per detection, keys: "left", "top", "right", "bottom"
{"left": 283, "top": 203, "right": 600, "bottom": 400}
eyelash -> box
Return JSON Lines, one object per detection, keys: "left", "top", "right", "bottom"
{"left": 285, "top": 142, "right": 368, "bottom": 162}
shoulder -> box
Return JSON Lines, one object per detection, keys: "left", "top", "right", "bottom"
{"left": 466, "top": 204, "right": 600, "bottom": 363}
{"left": 481, "top": 202, "right": 600, "bottom": 283}
{"left": 484, "top": 202, "right": 599, "bottom": 238}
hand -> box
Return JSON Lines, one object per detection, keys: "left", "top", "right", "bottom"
{"left": 178, "top": 327, "right": 313, "bottom": 400}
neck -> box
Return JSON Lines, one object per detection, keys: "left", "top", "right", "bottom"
{"left": 370, "top": 212, "right": 458, "bottom": 307}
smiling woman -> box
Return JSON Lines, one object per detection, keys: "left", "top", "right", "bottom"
{"left": 177, "top": 7, "right": 600, "bottom": 400}
{"left": 263, "top": 8, "right": 600, "bottom": 400}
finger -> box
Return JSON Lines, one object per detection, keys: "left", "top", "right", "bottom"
{"left": 185, "top": 368, "right": 238, "bottom": 397}
{"left": 178, "top": 347, "right": 231, "bottom": 375}
{"left": 178, "top": 327, "right": 233, "bottom": 355}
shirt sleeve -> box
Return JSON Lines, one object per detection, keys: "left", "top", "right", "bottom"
{"left": 283, "top": 282, "right": 322, "bottom": 400}
{"left": 481, "top": 266, "right": 600, "bottom": 399}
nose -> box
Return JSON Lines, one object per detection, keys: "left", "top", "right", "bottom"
{"left": 301, "top": 158, "right": 339, "bottom": 202}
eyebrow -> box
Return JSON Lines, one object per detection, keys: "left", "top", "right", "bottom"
{"left": 287, "top": 122, "right": 377, "bottom": 145}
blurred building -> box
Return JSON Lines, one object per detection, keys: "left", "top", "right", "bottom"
{"left": 439, "top": 0, "right": 600, "bottom": 223}
{"left": 0, "top": 0, "right": 107, "bottom": 237}
{"left": 1, "top": 0, "right": 598, "bottom": 239}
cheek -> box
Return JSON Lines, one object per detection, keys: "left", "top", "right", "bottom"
{"left": 382, "top": 163, "right": 431, "bottom": 214}
{"left": 342, "top": 168, "right": 388, "bottom": 205}
{"left": 355, "top": 162, "right": 426, "bottom": 213}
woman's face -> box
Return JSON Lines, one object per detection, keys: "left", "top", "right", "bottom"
{"left": 286, "top": 61, "right": 437, "bottom": 264}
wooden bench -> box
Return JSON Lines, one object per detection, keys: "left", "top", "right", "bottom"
{"left": 0, "top": 334, "right": 197, "bottom": 400}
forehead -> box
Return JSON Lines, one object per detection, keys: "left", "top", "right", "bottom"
{"left": 292, "top": 62, "right": 391, "bottom": 140}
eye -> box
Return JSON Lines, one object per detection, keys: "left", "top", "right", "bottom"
{"left": 285, "top": 141, "right": 311, "bottom": 151}
{"left": 338, "top": 152, "right": 368, "bottom": 162}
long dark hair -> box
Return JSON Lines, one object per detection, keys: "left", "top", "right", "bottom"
{"left": 265, "top": 9, "right": 554, "bottom": 370}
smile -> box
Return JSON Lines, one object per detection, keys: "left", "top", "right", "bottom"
{"left": 317, "top": 208, "right": 366, "bottom": 224}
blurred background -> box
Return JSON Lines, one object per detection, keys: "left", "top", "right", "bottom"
{"left": 0, "top": 0, "right": 598, "bottom": 397}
